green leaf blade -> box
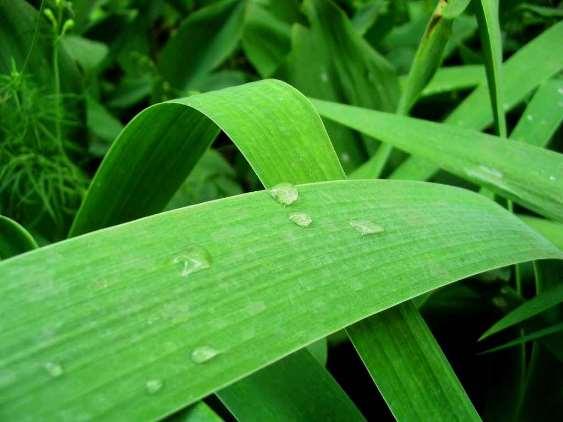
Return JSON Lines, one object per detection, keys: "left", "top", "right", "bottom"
{"left": 1, "top": 179, "right": 561, "bottom": 420}
{"left": 313, "top": 99, "right": 563, "bottom": 222}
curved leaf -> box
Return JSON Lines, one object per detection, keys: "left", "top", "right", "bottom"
{"left": 70, "top": 79, "right": 342, "bottom": 236}
{"left": 0, "top": 216, "right": 38, "bottom": 260}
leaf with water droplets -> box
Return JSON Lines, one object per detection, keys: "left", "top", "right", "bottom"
{"left": 289, "top": 212, "right": 312, "bottom": 228}
{"left": 349, "top": 220, "right": 384, "bottom": 236}
{"left": 173, "top": 246, "right": 212, "bottom": 277}
{"left": 269, "top": 183, "right": 298, "bottom": 206}
{"left": 191, "top": 346, "right": 220, "bottom": 364}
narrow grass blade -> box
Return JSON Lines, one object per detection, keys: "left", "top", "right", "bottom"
{"left": 481, "top": 323, "right": 563, "bottom": 354}
{"left": 218, "top": 350, "right": 364, "bottom": 420}
{"left": 313, "top": 99, "right": 563, "bottom": 222}
{"left": 480, "top": 284, "right": 563, "bottom": 340}
{"left": 373, "top": 0, "right": 457, "bottom": 178}
{"left": 391, "top": 21, "right": 563, "bottom": 181}
{"left": 510, "top": 79, "right": 563, "bottom": 147}
{"left": 0, "top": 216, "right": 38, "bottom": 259}
{"left": 474, "top": 0, "right": 506, "bottom": 137}
{"left": 397, "top": 0, "right": 453, "bottom": 115}
{"left": 348, "top": 302, "right": 480, "bottom": 420}
{"left": 400, "top": 65, "right": 485, "bottom": 97}
{"left": 1, "top": 179, "right": 561, "bottom": 420}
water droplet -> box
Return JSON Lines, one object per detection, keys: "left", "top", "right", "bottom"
{"left": 558, "top": 87, "right": 563, "bottom": 95}
{"left": 173, "top": 246, "right": 211, "bottom": 277}
{"left": 44, "top": 362, "right": 63, "bottom": 378}
{"left": 340, "top": 152, "right": 351, "bottom": 163}
{"left": 289, "top": 212, "right": 312, "bottom": 228}
{"left": 466, "top": 165, "right": 503, "bottom": 182}
{"left": 526, "top": 114, "right": 533, "bottom": 121}
{"left": 549, "top": 175, "right": 556, "bottom": 182}
{"left": 349, "top": 220, "right": 384, "bottom": 236}
{"left": 145, "top": 379, "right": 163, "bottom": 394}
{"left": 320, "top": 71, "right": 328, "bottom": 83}
{"left": 191, "top": 346, "right": 220, "bottom": 364}
{"left": 269, "top": 183, "right": 298, "bottom": 206}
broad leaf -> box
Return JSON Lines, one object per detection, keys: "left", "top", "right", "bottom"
{"left": 1, "top": 179, "right": 560, "bottom": 419}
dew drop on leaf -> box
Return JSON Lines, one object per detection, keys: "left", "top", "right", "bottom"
{"left": 289, "top": 212, "right": 312, "bottom": 228}
{"left": 145, "top": 379, "right": 163, "bottom": 394}
{"left": 269, "top": 183, "right": 298, "bottom": 206}
{"left": 465, "top": 165, "right": 503, "bottom": 184}
{"left": 44, "top": 362, "right": 63, "bottom": 378}
{"left": 173, "top": 246, "right": 212, "bottom": 277}
{"left": 190, "top": 346, "right": 220, "bottom": 364}
{"left": 349, "top": 220, "right": 384, "bottom": 236}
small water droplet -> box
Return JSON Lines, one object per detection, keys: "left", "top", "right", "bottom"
{"left": 340, "top": 152, "right": 351, "bottom": 163}
{"left": 145, "top": 379, "right": 163, "bottom": 394}
{"left": 320, "top": 71, "right": 328, "bottom": 83}
{"left": 549, "top": 175, "right": 556, "bottom": 182}
{"left": 44, "top": 362, "right": 63, "bottom": 378}
{"left": 269, "top": 183, "right": 298, "bottom": 206}
{"left": 191, "top": 346, "right": 220, "bottom": 364}
{"left": 173, "top": 246, "right": 211, "bottom": 277}
{"left": 349, "top": 220, "right": 384, "bottom": 236}
{"left": 558, "top": 87, "right": 563, "bottom": 95}
{"left": 466, "top": 165, "right": 503, "bottom": 182}
{"left": 289, "top": 212, "right": 312, "bottom": 228}
{"left": 526, "top": 114, "right": 533, "bottom": 121}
